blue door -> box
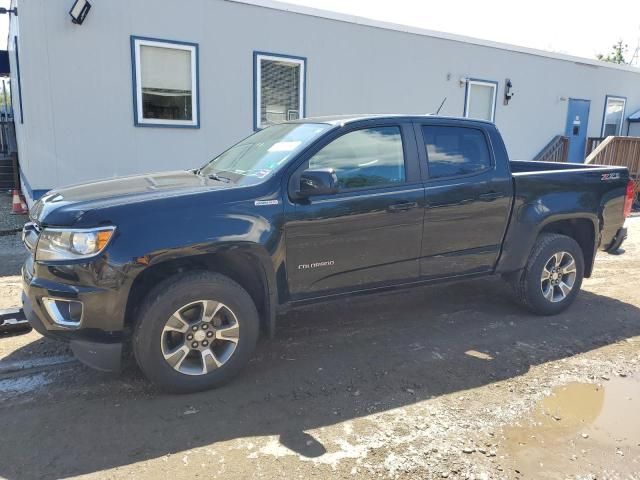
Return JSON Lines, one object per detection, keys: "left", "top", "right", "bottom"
{"left": 565, "top": 99, "right": 590, "bottom": 163}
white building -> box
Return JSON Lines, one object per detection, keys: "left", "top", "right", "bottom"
{"left": 7, "top": 0, "right": 640, "bottom": 204}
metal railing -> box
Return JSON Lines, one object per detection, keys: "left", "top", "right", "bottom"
{"left": 533, "top": 135, "right": 569, "bottom": 163}
{"left": 585, "top": 136, "right": 640, "bottom": 196}
{"left": 0, "top": 112, "right": 18, "bottom": 190}
{"left": 0, "top": 113, "right": 16, "bottom": 154}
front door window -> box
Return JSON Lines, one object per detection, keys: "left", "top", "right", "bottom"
{"left": 306, "top": 126, "right": 406, "bottom": 190}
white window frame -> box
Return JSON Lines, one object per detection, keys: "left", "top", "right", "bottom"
{"left": 132, "top": 37, "right": 199, "bottom": 128}
{"left": 254, "top": 52, "right": 306, "bottom": 130}
{"left": 464, "top": 79, "right": 497, "bottom": 123}
{"left": 601, "top": 95, "right": 626, "bottom": 136}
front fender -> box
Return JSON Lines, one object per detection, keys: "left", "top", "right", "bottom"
{"left": 116, "top": 239, "right": 280, "bottom": 337}
{"left": 114, "top": 212, "right": 283, "bottom": 337}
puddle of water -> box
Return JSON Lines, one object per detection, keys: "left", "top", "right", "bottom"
{"left": 501, "top": 375, "right": 640, "bottom": 478}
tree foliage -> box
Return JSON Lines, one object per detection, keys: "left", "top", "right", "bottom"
{"left": 597, "top": 40, "right": 628, "bottom": 64}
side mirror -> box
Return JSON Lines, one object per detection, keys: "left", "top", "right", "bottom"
{"left": 296, "top": 168, "right": 339, "bottom": 198}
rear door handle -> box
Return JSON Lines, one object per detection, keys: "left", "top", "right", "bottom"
{"left": 387, "top": 201, "right": 418, "bottom": 212}
{"left": 479, "top": 192, "right": 502, "bottom": 202}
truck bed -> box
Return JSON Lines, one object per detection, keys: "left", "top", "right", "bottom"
{"left": 497, "top": 160, "right": 630, "bottom": 276}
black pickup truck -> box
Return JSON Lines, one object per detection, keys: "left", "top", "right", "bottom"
{"left": 21, "top": 115, "right": 634, "bottom": 392}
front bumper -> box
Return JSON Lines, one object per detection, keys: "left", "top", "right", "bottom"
{"left": 22, "top": 291, "right": 122, "bottom": 372}
{"left": 22, "top": 255, "right": 126, "bottom": 372}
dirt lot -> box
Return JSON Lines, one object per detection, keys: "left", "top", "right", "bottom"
{"left": 0, "top": 218, "right": 639, "bottom": 480}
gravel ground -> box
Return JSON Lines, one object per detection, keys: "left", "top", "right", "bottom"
{"left": 0, "top": 189, "right": 29, "bottom": 233}
{"left": 0, "top": 191, "right": 28, "bottom": 277}
{"left": 0, "top": 218, "right": 638, "bottom": 480}
{"left": 0, "top": 232, "right": 26, "bottom": 277}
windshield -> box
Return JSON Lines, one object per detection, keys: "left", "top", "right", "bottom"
{"left": 199, "top": 123, "right": 332, "bottom": 186}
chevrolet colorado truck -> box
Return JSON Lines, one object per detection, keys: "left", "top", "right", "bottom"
{"left": 21, "top": 115, "right": 634, "bottom": 393}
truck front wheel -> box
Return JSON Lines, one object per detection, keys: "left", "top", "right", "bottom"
{"left": 511, "top": 233, "right": 585, "bottom": 315}
{"left": 133, "top": 272, "right": 259, "bottom": 393}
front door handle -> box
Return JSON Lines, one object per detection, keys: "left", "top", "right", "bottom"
{"left": 387, "top": 201, "right": 418, "bottom": 212}
{"left": 479, "top": 192, "right": 502, "bottom": 202}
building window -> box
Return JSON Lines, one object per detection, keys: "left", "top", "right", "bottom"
{"left": 254, "top": 52, "right": 306, "bottom": 130}
{"left": 464, "top": 79, "right": 497, "bottom": 122}
{"left": 131, "top": 36, "right": 199, "bottom": 128}
{"left": 601, "top": 96, "right": 626, "bottom": 137}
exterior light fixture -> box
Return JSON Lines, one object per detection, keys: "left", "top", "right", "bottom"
{"left": 69, "top": 0, "right": 91, "bottom": 25}
{"left": 504, "top": 78, "right": 514, "bottom": 105}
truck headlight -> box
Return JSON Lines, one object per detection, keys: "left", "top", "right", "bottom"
{"left": 36, "top": 227, "right": 116, "bottom": 261}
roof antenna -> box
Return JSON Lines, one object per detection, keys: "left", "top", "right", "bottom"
{"left": 435, "top": 97, "right": 447, "bottom": 115}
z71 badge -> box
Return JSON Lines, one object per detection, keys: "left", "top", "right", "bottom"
{"left": 601, "top": 173, "right": 621, "bottom": 181}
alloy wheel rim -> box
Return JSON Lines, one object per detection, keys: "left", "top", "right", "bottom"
{"left": 160, "top": 300, "right": 240, "bottom": 376}
{"left": 540, "top": 251, "right": 577, "bottom": 303}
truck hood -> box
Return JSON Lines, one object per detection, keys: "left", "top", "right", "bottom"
{"left": 30, "top": 171, "right": 232, "bottom": 226}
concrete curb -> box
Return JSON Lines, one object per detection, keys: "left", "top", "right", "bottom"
{"left": 0, "top": 228, "right": 21, "bottom": 237}
{"left": 0, "top": 355, "right": 77, "bottom": 376}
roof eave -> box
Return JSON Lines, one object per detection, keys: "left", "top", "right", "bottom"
{"left": 225, "top": 0, "right": 640, "bottom": 74}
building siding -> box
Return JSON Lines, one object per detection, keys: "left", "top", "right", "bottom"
{"left": 9, "top": 0, "right": 640, "bottom": 200}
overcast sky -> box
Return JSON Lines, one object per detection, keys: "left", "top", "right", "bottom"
{"left": 283, "top": 0, "right": 640, "bottom": 63}
{"left": 0, "top": 0, "right": 638, "bottom": 63}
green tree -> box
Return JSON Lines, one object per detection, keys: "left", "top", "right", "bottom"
{"left": 0, "top": 93, "right": 11, "bottom": 110}
{"left": 0, "top": 82, "right": 10, "bottom": 111}
{"left": 597, "top": 40, "right": 628, "bottom": 64}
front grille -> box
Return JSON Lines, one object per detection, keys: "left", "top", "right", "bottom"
{"left": 22, "top": 222, "right": 41, "bottom": 253}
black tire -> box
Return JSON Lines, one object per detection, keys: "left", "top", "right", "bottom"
{"left": 510, "top": 233, "right": 585, "bottom": 315}
{"left": 133, "top": 271, "right": 259, "bottom": 393}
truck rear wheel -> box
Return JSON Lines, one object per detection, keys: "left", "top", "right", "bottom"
{"left": 511, "top": 233, "right": 584, "bottom": 315}
{"left": 133, "top": 272, "right": 259, "bottom": 393}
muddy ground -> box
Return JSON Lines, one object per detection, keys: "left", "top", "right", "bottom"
{"left": 0, "top": 218, "right": 639, "bottom": 480}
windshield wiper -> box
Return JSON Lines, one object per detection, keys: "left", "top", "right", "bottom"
{"left": 206, "top": 172, "right": 231, "bottom": 183}
{"left": 193, "top": 168, "right": 230, "bottom": 183}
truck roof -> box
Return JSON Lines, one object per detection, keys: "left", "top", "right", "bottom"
{"left": 291, "top": 114, "right": 496, "bottom": 126}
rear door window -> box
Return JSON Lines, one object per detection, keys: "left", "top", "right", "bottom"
{"left": 422, "top": 126, "right": 492, "bottom": 179}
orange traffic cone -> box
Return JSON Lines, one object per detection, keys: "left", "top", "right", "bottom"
{"left": 10, "top": 189, "right": 28, "bottom": 215}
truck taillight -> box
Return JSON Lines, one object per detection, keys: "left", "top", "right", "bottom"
{"left": 624, "top": 180, "right": 634, "bottom": 218}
